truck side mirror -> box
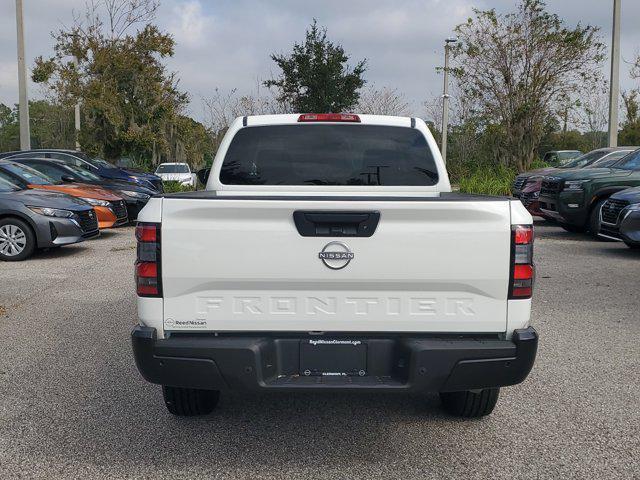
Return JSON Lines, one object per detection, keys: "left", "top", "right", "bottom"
{"left": 196, "top": 168, "right": 211, "bottom": 186}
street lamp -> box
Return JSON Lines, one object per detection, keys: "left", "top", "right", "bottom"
{"left": 441, "top": 37, "right": 457, "bottom": 164}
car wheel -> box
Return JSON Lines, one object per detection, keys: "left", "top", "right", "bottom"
{"left": 440, "top": 388, "right": 500, "bottom": 418}
{"left": 162, "top": 386, "right": 220, "bottom": 416}
{"left": 588, "top": 198, "right": 609, "bottom": 238}
{"left": 560, "top": 223, "right": 585, "bottom": 233}
{"left": 0, "top": 218, "right": 36, "bottom": 261}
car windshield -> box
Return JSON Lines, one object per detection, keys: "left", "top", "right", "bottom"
{"left": 557, "top": 151, "right": 580, "bottom": 160}
{"left": 72, "top": 151, "right": 116, "bottom": 169}
{"left": 220, "top": 125, "right": 439, "bottom": 186}
{"left": 0, "top": 176, "right": 21, "bottom": 192}
{"left": 64, "top": 164, "right": 102, "bottom": 181}
{"left": 586, "top": 150, "right": 632, "bottom": 168}
{"left": 560, "top": 150, "right": 608, "bottom": 169}
{"left": 89, "top": 156, "right": 117, "bottom": 168}
{"left": 156, "top": 164, "right": 190, "bottom": 174}
{"left": 613, "top": 149, "right": 640, "bottom": 170}
{"left": 1, "top": 162, "right": 55, "bottom": 185}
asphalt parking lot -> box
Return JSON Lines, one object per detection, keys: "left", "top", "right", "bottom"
{"left": 0, "top": 221, "right": 639, "bottom": 479}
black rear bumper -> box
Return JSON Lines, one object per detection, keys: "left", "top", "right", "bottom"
{"left": 131, "top": 327, "right": 538, "bottom": 393}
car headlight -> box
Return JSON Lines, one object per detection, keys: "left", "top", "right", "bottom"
{"left": 624, "top": 203, "right": 640, "bottom": 212}
{"left": 119, "top": 190, "right": 150, "bottom": 200}
{"left": 27, "top": 206, "right": 75, "bottom": 218}
{"left": 564, "top": 180, "right": 590, "bottom": 191}
{"left": 79, "top": 197, "right": 111, "bottom": 207}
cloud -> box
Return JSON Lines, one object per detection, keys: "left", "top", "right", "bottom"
{"left": 1, "top": 0, "right": 639, "bottom": 121}
{"left": 168, "top": 0, "right": 212, "bottom": 48}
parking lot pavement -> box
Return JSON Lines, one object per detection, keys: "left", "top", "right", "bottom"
{"left": 0, "top": 221, "right": 639, "bottom": 479}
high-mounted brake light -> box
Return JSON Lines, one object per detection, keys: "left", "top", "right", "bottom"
{"left": 298, "top": 113, "right": 361, "bottom": 123}
{"left": 509, "top": 225, "right": 534, "bottom": 299}
{"left": 135, "top": 222, "right": 162, "bottom": 297}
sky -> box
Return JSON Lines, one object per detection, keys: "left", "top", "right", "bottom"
{"left": 1, "top": 0, "right": 639, "bottom": 122}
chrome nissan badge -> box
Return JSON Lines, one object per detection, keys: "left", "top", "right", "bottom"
{"left": 318, "top": 241, "right": 354, "bottom": 270}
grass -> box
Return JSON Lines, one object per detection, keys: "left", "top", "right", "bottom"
{"left": 452, "top": 160, "right": 550, "bottom": 196}
{"left": 162, "top": 181, "right": 196, "bottom": 193}
{"left": 451, "top": 164, "right": 516, "bottom": 196}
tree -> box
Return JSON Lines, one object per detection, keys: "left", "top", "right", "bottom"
{"left": 573, "top": 83, "right": 609, "bottom": 151}
{"left": 202, "top": 85, "right": 287, "bottom": 153}
{"left": 620, "top": 90, "right": 640, "bottom": 145}
{"left": 451, "top": 0, "right": 604, "bottom": 171}
{"left": 357, "top": 86, "right": 408, "bottom": 116}
{"left": 264, "top": 20, "right": 366, "bottom": 113}
{"left": 0, "top": 101, "right": 75, "bottom": 151}
{"left": 31, "top": 0, "right": 188, "bottom": 163}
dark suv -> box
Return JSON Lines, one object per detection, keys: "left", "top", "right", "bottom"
{"left": 599, "top": 187, "right": 640, "bottom": 249}
{"left": 512, "top": 147, "right": 636, "bottom": 198}
{"left": 539, "top": 148, "right": 640, "bottom": 234}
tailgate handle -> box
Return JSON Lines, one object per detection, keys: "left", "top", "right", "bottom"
{"left": 293, "top": 211, "right": 380, "bottom": 237}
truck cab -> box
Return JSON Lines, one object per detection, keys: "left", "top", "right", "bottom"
{"left": 132, "top": 114, "right": 538, "bottom": 418}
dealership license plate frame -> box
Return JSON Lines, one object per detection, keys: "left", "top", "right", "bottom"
{"left": 299, "top": 339, "right": 368, "bottom": 377}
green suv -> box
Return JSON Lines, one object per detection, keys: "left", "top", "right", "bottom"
{"left": 539, "top": 148, "right": 640, "bottom": 234}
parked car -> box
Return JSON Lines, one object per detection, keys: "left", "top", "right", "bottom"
{"left": 598, "top": 186, "right": 640, "bottom": 249}
{"left": 154, "top": 162, "right": 196, "bottom": 187}
{"left": 11, "top": 157, "right": 155, "bottom": 221}
{"left": 0, "top": 176, "right": 98, "bottom": 261}
{"left": 2, "top": 149, "right": 163, "bottom": 192}
{"left": 542, "top": 150, "right": 582, "bottom": 166}
{"left": 512, "top": 147, "right": 636, "bottom": 198}
{"left": 0, "top": 161, "right": 128, "bottom": 228}
{"left": 132, "top": 113, "right": 538, "bottom": 419}
{"left": 517, "top": 149, "right": 638, "bottom": 217}
{"left": 539, "top": 148, "right": 640, "bottom": 234}
{"left": 519, "top": 178, "right": 546, "bottom": 218}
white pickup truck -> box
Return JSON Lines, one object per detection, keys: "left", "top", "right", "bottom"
{"left": 132, "top": 113, "right": 537, "bottom": 418}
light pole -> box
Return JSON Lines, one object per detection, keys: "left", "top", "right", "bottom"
{"left": 73, "top": 55, "right": 81, "bottom": 150}
{"left": 608, "top": 0, "right": 621, "bottom": 147}
{"left": 441, "top": 37, "right": 457, "bottom": 164}
{"left": 15, "top": 0, "right": 31, "bottom": 150}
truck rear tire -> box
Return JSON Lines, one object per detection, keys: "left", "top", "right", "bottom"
{"left": 162, "top": 386, "right": 220, "bottom": 416}
{"left": 440, "top": 388, "right": 500, "bottom": 418}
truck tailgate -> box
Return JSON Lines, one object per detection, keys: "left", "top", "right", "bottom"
{"left": 160, "top": 197, "right": 512, "bottom": 333}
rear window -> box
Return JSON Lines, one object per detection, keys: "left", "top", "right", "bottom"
{"left": 219, "top": 125, "right": 439, "bottom": 186}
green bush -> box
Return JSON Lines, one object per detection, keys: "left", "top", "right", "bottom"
{"left": 162, "top": 181, "right": 195, "bottom": 193}
{"left": 456, "top": 164, "right": 517, "bottom": 196}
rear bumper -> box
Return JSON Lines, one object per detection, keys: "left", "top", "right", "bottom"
{"left": 131, "top": 326, "right": 538, "bottom": 393}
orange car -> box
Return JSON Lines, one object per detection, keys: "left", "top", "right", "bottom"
{"left": 0, "top": 161, "right": 128, "bottom": 228}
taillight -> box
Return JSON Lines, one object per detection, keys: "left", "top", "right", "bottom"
{"left": 509, "top": 225, "right": 534, "bottom": 299}
{"left": 135, "top": 222, "right": 162, "bottom": 297}
{"left": 298, "top": 113, "right": 361, "bottom": 123}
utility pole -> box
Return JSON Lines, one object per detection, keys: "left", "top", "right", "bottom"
{"left": 15, "top": 0, "right": 31, "bottom": 150}
{"left": 608, "top": 0, "right": 621, "bottom": 147}
{"left": 441, "top": 37, "right": 457, "bottom": 164}
{"left": 74, "top": 56, "right": 81, "bottom": 150}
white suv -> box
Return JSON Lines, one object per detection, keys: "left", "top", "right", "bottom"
{"left": 155, "top": 162, "right": 195, "bottom": 187}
